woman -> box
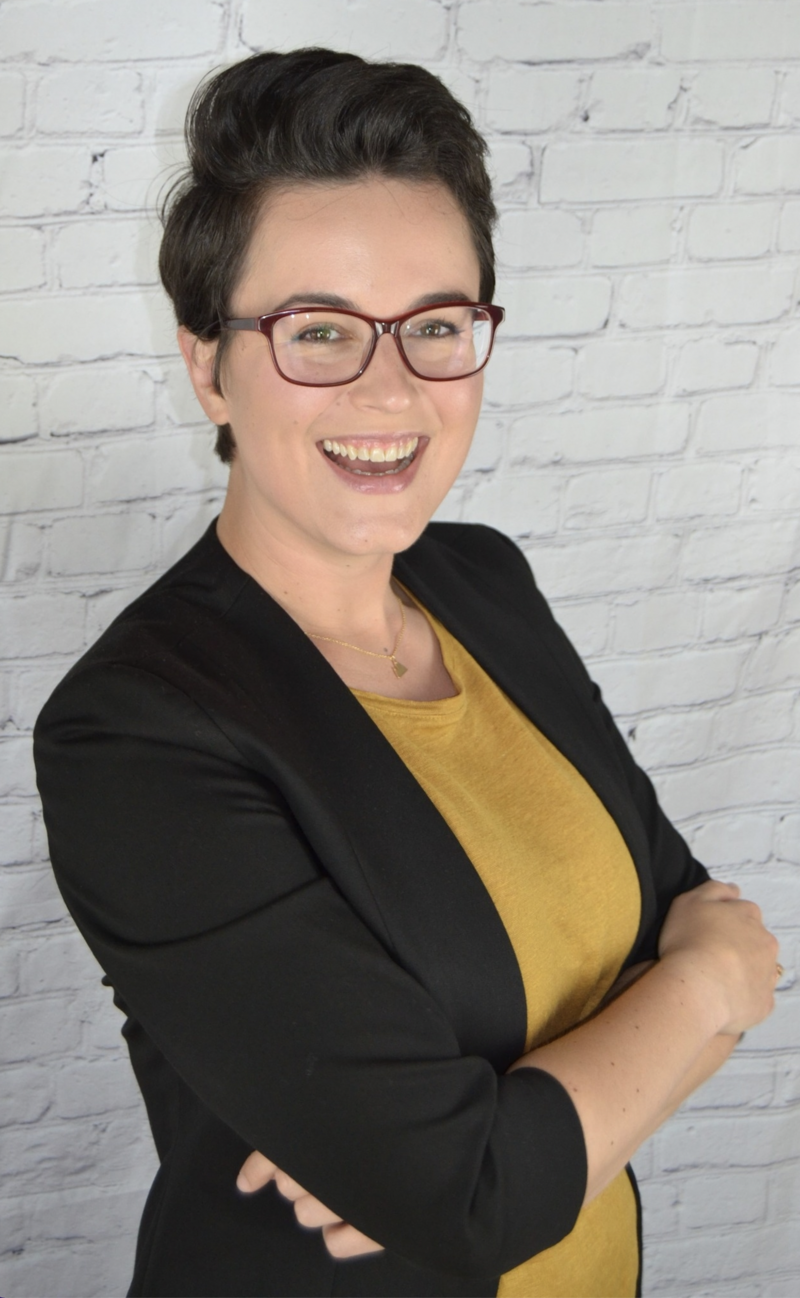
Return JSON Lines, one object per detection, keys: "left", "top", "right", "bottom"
{"left": 34, "top": 48, "right": 779, "bottom": 1298}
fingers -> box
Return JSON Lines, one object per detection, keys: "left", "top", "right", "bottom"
{"left": 236, "top": 1150, "right": 278, "bottom": 1193}
{"left": 322, "top": 1221, "right": 385, "bottom": 1259}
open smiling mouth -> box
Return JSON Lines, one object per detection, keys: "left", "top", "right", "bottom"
{"left": 321, "top": 436, "right": 420, "bottom": 476}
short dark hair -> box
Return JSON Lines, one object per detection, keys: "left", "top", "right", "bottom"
{"left": 159, "top": 48, "right": 497, "bottom": 463}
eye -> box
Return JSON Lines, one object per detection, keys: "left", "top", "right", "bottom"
{"left": 408, "top": 317, "right": 460, "bottom": 339}
{"left": 293, "top": 323, "right": 347, "bottom": 344}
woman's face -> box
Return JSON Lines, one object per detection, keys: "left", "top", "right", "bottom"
{"left": 182, "top": 176, "right": 485, "bottom": 563}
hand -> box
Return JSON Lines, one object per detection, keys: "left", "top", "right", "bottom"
{"left": 236, "top": 1151, "right": 385, "bottom": 1259}
{"left": 658, "top": 880, "right": 779, "bottom": 1035}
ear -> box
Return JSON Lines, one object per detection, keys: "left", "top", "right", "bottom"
{"left": 177, "top": 326, "right": 231, "bottom": 426}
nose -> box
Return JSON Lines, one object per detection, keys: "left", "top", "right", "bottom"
{"left": 349, "top": 331, "right": 417, "bottom": 410}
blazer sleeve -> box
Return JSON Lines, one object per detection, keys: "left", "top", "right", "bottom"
{"left": 33, "top": 660, "right": 586, "bottom": 1281}
{"left": 485, "top": 525, "right": 710, "bottom": 960}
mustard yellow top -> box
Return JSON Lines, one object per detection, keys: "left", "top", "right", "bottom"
{"left": 353, "top": 601, "right": 642, "bottom": 1298}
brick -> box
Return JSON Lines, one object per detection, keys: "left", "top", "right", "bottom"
{"left": 0, "top": 592, "right": 85, "bottom": 661}
{"left": 0, "top": 942, "right": 19, "bottom": 998}
{"left": 0, "top": 227, "right": 45, "bottom": 293}
{"left": 53, "top": 217, "right": 160, "bottom": 289}
{"left": 0, "top": 997, "right": 81, "bottom": 1065}
{"left": 748, "top": 626, "right": 800, "bottom": 690}
{"left": 86, "top": 438, "right": 156, "bottom": 504}
{"left": 0, "top": 519, "right": 43, "bottom": 582}
{"left": 768, "top": 1161, "right": 800, "bottom": 1222}
{"left": 618, "top": 266, "right": 793, "bottom": 329}
{"left": 37, "top": 67, "right": 144, "bottom": 135}
{"left": 645, "top": 1224, "right": 800, "bottom": 1291}
{"left": 48, "top": 511, "right": 156, "bottom": 577}
{"left": 240, "top": 0, "right": 447, "bottom": 61}
{"left": 661, "top": 3, "right": 800, "bottom": 61}
{"left": 578, "top": 339, "right": 667, "bottom": 398}
{"left": 735, "top": 136, "right": 800, "bottom": 195}
{"left": 497, "top": 208, "right": 583, "bottom": 270}
{"left": 458, "top": 2, "right": 652, "bottom": 62}
{"left": 0, "top": 373, "right": 37, "bottom": 444}
{"left": 78, "top": 981, "right": 129, "bottom": 1053}
{"left": 688, "top": 68, "right": 778, "bottom": 128}
{"left": 485, "top": 67, "right": 582, "bottom": 134}
{"left": 0, "top": 1237, "right": 141, "bottom": 1298}
{"left": 629, "top": 710, "right": 714, "bottom": 769}
{"left": 775, "top": 813, "right": 800, "bottom": 864}
{"left": 150, "top": 61, "right": 219, "bottom": 136}
{"left": 0, "top": 72, "right": 25, "bottom": 136}
{"left": 498, "top": 273, "right": 611, "bottom": 338}
{"left": 697, "top": 393, "right": 800, "bottom": 452}
{"left": 160, "top": 496, "right": 222, "bottom": 570}
{"left": 431, "top": 66, "right": 481, "bottom": 123}
{"left": 40, "top": 367, "right": 156, "bottom": 437}
{"left": 0, "top": 0, "right": 224, "bottom": 60}
{"left": 785, "top": 579, "right": 800, "bottom": 624}
{"left": 688, "top": 813, "right": 774, "bottom": 868}
{"left": 682, "top": 1169, "right": 769, "bottom": 1228}
{"left": 0, "top": 865, "right": 68, "bottom": 928}
{"left": 746, "top": 993, "right": 800, "bottom": 1050}
{"left": 713, "top": 693, "right": 795, "bottom": 753}
{"left": 656, "top": 462, "right": 742, "bottom": 520}
{"left": 153, "top": 429, "right": 227, "bottom": 498}
{"left": 525, "top": 532, "right": 681, "bottom": 600}
{"left": 0, "top": 449, "right": 83, "bottom": 516}
{"left": 683, "top": 519, "right": 798, "bottom": 583}
{"left": 510, "top": 405, "right": 688, "bottom": 466}
{"left": 590, "top": 206, "right": 678, "bottom": 267}
{"left": 488, "top": 142, "right": 532, "bottom": 192}
{"left": 770, "top": 325, "right": 800, "bottom": 386}
{"left": 674, "top": 339, "right": 758, "bottom": 395}
{"left": 0, "top": 1063, "right": 52, "bottom": 1126}
{"left": 637, "top": 1178, "right": 680, "bottom": 1237}
{"left": 657, "top": 749, "right": 798, "bottom": 820}
{"left": 563, "top": 466, "right": 652, "bottom": 529}
{"left": 778, "top": 200, "right": 800, "bottom": 251}
{"left": 550, "top": 600, "right": 611, "bottom": 659}
{"left": 0, "top": 145, "right": 89, "bottom": 217}
{"left": 100, "top": 143, "right": 169, "bottom": 213}
{"left": 702, "top": 583, "right": 783, "bottom": 642}
{"left": 464, "top": 473, "right": 559, "bottom": 539}
{"left": 54, "top": 1057, "right": 145, "bottom": 1120}
{"left": 541, "top": 139, "right": 723, "bottom": 204}
{"left": 747, "top": 458, "right": 800, "bottom": 512}
{"left": 586, "top": 68, "right": 682, "bottom": 131}
{"left": 594, "top": 644, "right": 745, "bottom": 715}
{"left": 613, "top": 591, "right": 702, "bottom": 654}
{"left": 483, "top": 344, "right": 574, "bottom": 409}
{"left": 687, "top": 202, "right": 775, "bottom": 261}
{"left": 0, "top": 734, "right": 36, "bottom": 796}
{"left": 733, "top": 867, "right": 800, "bottom": 930}
{"left": 19, "top": 929, "right": 99, "bottom": 997}
{"left": 0, "top": 291, "right": 174, "bottom": 364}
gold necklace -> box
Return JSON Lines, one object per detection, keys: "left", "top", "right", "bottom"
{"left": 307, "top": 594, "right": 408, "bottom": 677}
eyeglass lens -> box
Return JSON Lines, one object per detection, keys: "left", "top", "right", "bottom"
{"left": 270, "top": 306, "right": 495, "bottom": 384}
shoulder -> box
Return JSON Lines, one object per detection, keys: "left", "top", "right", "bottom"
{"left": 404, "top": 521, "right": 539, "bottom": 601}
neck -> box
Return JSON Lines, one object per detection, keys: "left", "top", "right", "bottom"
{"left": 216, "top": 474, "right": 404, "bottom": 643}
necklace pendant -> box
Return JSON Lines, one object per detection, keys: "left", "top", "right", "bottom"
{"left": 392, "top": 659, "right": 408, "bottom": 678}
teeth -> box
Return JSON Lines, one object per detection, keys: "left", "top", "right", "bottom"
{"left": 323, "top": 436, "right": 420, "bottom": 463}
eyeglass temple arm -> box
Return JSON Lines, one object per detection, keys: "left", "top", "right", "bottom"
{"left": 222, "top": 319, "right": 261, "bottom": 331}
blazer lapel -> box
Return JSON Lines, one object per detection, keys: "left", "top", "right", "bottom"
{"left": 393, "top": 530, "right": 656, "bottom": 947}
{"left": 170, "top": 529, "right": 530, "bottom": 1073}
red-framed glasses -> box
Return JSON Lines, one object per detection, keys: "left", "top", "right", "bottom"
{"left": 221, "top": 301, "right": 505, "bottom": 386}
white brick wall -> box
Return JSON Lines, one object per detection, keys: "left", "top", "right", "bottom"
{"left": 1, "top": 2, "right": 798, "bottom": 1295}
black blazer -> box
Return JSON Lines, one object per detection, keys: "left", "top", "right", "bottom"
{"left": 34, "top": 521, "right": 707, "bottom": 1298}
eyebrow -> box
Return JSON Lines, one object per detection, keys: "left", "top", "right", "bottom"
{"left": 269, "top": 290, "right": 474, "bottom": 313}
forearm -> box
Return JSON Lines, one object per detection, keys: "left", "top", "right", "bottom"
{"left": 507, "top": 955, "right": 729, "bottom": 1204}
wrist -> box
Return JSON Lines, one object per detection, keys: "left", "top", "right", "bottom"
{"left": 656, "top": 950, "right": 732, "bottom": 1037}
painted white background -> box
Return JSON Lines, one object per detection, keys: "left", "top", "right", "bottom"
{"left": 1, "top": 2, "right": 798, "bottom": 1295}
